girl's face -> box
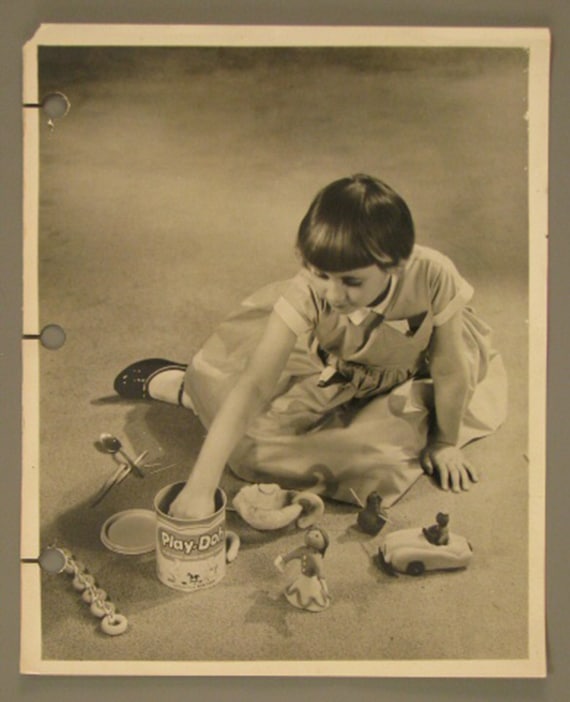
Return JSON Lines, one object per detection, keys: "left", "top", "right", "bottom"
{"left": 307, "top": 262, "right": 402, "bottom": 314}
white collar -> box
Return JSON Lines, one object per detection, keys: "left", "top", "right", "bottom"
{"left": 346, "top": 275, "right": 397, "bottom": 325}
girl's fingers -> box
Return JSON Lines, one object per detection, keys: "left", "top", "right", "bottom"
{"left": 437, "top": 464, "right": 450, "bottom": 491}
{"left": 448, "top": 464, "right": 462, "bottom": 493}
{"left": 423, "top": 446, "right": 479, "bottom": 493}
{"left": 420, "top": 449, "right": 434, "bottom": 475}
{"left": 457, "top": 460, "right": 478, "bottom": 490}
{"left": 454, "top": 461, "right": 481, "bottom": 491}
{"left": 465, "top": 460, "right": 479, "bottom": 483}
{"left": 459, "top": 471, "right": 471, "bottom": 491}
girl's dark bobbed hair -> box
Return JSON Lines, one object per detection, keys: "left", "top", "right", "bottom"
{"left": 296, "top": 174, "right": 415, "bottom": 272}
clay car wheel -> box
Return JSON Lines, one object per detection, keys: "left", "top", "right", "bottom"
{"left": 406, "top": 561, "right": 425, "bottom": 576}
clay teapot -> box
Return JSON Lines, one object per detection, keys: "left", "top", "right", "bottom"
{"left": 232, "top": 483, "right": 325, "bottom": 531}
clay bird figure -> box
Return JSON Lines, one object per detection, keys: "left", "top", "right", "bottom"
{"left": 422, "top": 512, "right": 450, "bottom": 546}
{"left": 356, "top": 491, "right": 388, "bottom": 536}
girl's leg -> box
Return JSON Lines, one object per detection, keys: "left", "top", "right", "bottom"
{"left": 113, "top": 358, "right": 195, "bottom": 410}
{"left": 147, "top": 369, "right": 194, "bottom": 410}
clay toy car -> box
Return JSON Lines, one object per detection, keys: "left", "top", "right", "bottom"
{"left": 378, "top": 527, "right": 473, "bottom": 576}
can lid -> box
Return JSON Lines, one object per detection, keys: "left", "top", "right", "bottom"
{"left": 100, "top": 509, "right": 156, "bottom": 555}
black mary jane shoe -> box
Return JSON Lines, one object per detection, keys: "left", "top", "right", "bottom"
{"left": 113, "top": 358, "right": 187, "bottom": 400}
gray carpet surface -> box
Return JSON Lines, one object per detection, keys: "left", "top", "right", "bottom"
{"left": 34, "top": 46, "right": 530, "bottom": 664}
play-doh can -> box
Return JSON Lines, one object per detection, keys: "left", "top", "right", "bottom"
{"left": 153, "top": 482, "right": 239, "bottom": 592}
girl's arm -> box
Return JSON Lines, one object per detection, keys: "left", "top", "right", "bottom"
{"left": 169, "top": 311, "right": 298, "bottom": 518}
{"left": 422, "top": 309, "right": 478, "bottom": 492}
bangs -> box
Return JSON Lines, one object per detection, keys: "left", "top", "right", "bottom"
{"left": 298, "top": 223, "right": 376, "bottom": 273}
{"left": 296, "top": 174, "right": 415, "bottom": 272}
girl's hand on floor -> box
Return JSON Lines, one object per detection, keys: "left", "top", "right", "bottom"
{"left": 420, "top": 443, "right": 478, "bottom": 493}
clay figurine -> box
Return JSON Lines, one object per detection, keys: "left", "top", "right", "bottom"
{"left": 233, "top": 483, "right": 324, "bottom": 530}
{"left": 422, "top": 512, "right": 450, "bottom": 546}
{"left": 274, "top": 526, "right": 332, "bottom": 612}
{"left": 356, "top": 491, "right": 388, "bottom": 536}
{"left": 378, "top": 517, "right": 472, "bottom": 577}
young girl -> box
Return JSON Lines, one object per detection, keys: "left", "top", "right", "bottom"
{"left": 114, "top": 174, "right": 507, "bottom": 519}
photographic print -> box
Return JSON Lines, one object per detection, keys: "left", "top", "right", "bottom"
{"left": 21, "top": 25, "right": 549, "bottom": 676}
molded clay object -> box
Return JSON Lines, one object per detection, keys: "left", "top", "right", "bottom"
{"left": 274, "top": 526, "right": 332, "bottom": 612}
{"left": 233, "top": 483, "right": 325, "bottom": 530}
{"left": 356, "top": 491, "right": 388, "bottom": 536}
{"left": 378, "top": 526, "right": 473, "bottom": 577}
{"left": 38, "top": 546, "right": 129, "bottom": 636}
{"left": 422, "top": 512, "right": 450, "bottom": 546}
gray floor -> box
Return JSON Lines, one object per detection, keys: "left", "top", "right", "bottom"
{"left": 35, "top": 46, "right": 529, "bottom": 663}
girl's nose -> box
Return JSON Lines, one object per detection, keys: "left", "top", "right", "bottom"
{"left": 326, "top": 280, "right": 346, "bottom": 304}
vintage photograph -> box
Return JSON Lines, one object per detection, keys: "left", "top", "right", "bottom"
{"left": 21, "top": 25, "right": 548, "bottom": 675}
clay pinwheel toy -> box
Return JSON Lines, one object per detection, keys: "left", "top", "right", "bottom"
{"left": 232, "top": 483, "right": 324, "bottom": 531}
{"left": 98, "top": 433, "right": 146, "bottom": 477}
{"left": 91, "top": 433, "right": 177, "bottom": 507}
{"left": 274, "top": 526, "right": 332, "bottom": 612}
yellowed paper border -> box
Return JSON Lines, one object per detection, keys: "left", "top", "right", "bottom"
{"left": 21, "top": 23, "right": 550, "bottom": 678}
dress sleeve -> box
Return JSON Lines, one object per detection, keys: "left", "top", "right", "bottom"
{"left": 425, "top": 251, "right": 474, "bottom": 326}
{"left": 273, "top": 270, "right": 320, "bottom": 336}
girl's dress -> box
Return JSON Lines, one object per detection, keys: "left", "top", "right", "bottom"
{"left": 184, "top": 245, "right": 507, "bottom": 507}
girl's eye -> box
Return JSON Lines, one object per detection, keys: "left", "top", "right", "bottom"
{"left": 309, "top": 269, "right": 362, "bottom": 287}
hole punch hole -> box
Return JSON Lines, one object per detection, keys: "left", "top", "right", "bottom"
{"left": 40, "top": 324, "right": 66, "bottom": 350}
{"left": 38, "top": 547, "right": 67, "bottom": 574}
{"left": 42, "top": 92, "right": 71, "bottom": 121}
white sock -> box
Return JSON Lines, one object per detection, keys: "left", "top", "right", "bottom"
{"left": 180, "top": 389, "right": 196, "bottom": 412}
{"left": 147, "top": 369, "right": 191, "bottom": 407}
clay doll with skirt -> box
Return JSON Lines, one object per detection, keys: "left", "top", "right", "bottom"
{"left": 274, "top": 526, "right": 332, "bottom": 612}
